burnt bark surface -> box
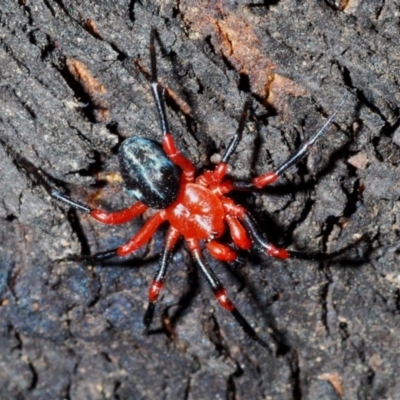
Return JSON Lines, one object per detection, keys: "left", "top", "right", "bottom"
{"left": 1, "top": 1, "right": 399, "bottom": 399}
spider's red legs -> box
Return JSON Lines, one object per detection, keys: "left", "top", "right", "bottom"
{"left": 223, "top": 200, "right": 290, "bottom": 260}
{"left": 204, "top": 213, "right": 252, "bottom": 261}
{"left": 200, "top": 94, "right": 347, "bottom": 196}
{"left": 205, "top": 241, "right": 238, "bottom": 262}
{"left": 225, "top": 214, "right": 252, "bottom": 251}
{"left": 50, "top": 192, "right": 152, "bottom": 263}
{"left": 187, "top": 239, "right": 271, "bottom": 351}
{"left": 239, "top": 211, "right": 291, "bottom": 259}
{"left": 91, "top": 202, "right": 148, "bottom": 224}
{"left": 253, "top": 94, "right": 348, "bottom": 189}
{"left": 117, "top": 212, "right": 165, "bottom": 256}
{"left": 143, "top": 228, "right": 180, "bottom": 333}
{"left": 70, "top": 211, "right": 166, "bottom": 264}
{"left": 150, "top": 29, "right": 195, "bottom": 182}
{"left": 230, "top": 203, "right": 355, "bottom": 261}
{"left": 52, "top": 191, "right": 148, "bottom": 224}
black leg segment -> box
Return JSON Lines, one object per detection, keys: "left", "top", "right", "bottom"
{"left": 143, "top": 228, "right": 180, "bottom": 333}
{"left": 221, "top": 100, "right": 251, "bottom": 164}
{"left": 52, "top": 190, "right": 92, "bottom": 213}
{"left": 150, "top": 29, "right": 169, "bottom": 136}
{"left": 273, "top": 94, "right": 348, "bottom": 177}
{"left": 188, "top": 239, "right": 271, "bottom": 351}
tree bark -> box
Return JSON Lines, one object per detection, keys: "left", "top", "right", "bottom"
{"left": 1, "top": 0, "right": 399, "bottom": 399}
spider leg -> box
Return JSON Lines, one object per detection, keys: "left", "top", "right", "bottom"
{"left": 254, "top": 95, "right": 348, "bottom": 188}
{"left": 143, "top": 228, "right": 180, "bottom": 333}
{"left": 221, "top": 101, "right": 251, "bottom": 164}
{"left": 242, "top": 209, "right": 359, "bottom": 260}
{"left": 150, "top": 29, "right": 195, "bottom": 182}
{"left": 225, "top": 214, "right": 252, "bottom": 251}
{"left": 187, "top": 239, "right": 271, "bottom": 351}
{"left": 117, "top": 212, "right": 166, "bottom": 256}
{"left": 239, "top": 210, "right": 295, "bottom": 260}
{"left": 72, "top": 211, "right": 166, "bottom": 263}
{"left": 205, "top": 240, "right": 238, "bottom": 262}
{"left": 222, "top": 200, "right": 289, "bottom": 259}
{"left": 197, "top": 101, "right": 250, "bottom": 187}
{"left": 51, "top": 191, "right": 92, "bottom": 213}
{"left": 226, "top": 202, "right": 356, "bottom": 261}
{"left": 227, "top": 95, "right": 348, "bottom": 191}
{"left": 52, "top": 191, "right": 148, "bottom": 224}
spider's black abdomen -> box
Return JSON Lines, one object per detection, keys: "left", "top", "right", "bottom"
{"left": 118, "top": 137, "right": 181, "bottom": 209}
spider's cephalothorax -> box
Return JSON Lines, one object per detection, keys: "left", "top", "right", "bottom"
{"left": 51, "top": 30, "right": 347, "bottom": 350}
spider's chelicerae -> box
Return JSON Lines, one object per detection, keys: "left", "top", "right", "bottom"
{"left": 51, "top": 31, "right": 347, "bottom": 349}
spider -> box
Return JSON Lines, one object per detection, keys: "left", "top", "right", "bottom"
{"left": 49, "top": 30, "right": 347, "bottom": 349}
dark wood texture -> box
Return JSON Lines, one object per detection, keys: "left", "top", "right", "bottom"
{"left": 1, "top": 0, "right": 399, "bottom": 398}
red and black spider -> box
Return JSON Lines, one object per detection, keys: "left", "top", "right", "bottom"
{"left": 50, "top": 31, "right": 347, "bottom": 349}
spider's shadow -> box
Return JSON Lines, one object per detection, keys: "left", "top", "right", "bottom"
{"left": 204, "top": 233, "right": 371, "bottom": 354}
{"left": 93, "top": 239, "right": 201, "bottom": 341}
{"left": 147, "top": 256, "right": 201, "bottom": 340}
